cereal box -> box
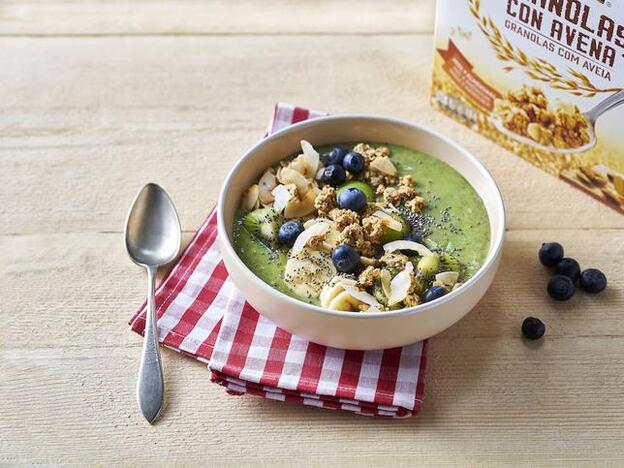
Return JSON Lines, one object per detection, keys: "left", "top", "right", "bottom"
{"left": 431, "top": 0, "right": 624, "bottom": 213}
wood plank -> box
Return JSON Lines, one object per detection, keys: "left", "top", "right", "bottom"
{"left": 1, "top": 229, "right": 623, "bottom": 464}
{"left": 1, "top": 35, "right": 623, "bottom": 235}
{"left": 0, "top": 0, "right": 436, "bottom": 36}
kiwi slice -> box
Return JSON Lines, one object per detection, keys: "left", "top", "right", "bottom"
{"left": 380, "top": 212, "right": 410, "bottom": 244}
{"left": 242, "top": 207, "right": 282, "bottom": 243}
{"left": 336, "top": 181, "right": 375, "bottom": 202}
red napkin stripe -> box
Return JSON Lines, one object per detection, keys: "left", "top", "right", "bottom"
{"left": 130, "top": 102, "right": 428, "bottom": 417}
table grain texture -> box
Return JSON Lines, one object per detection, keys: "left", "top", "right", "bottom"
{"left": 1, "top": 1, "right": 623, "bottom": 466}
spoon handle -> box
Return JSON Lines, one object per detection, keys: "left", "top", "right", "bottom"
{"left": 586, "top": 88, "right": 624, "bottom": 125}
{"left": 137, "top": 266, "right": 164, "bottom": 424}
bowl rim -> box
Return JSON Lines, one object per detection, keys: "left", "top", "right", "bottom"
{"left": 217, "top": 114, "right": 506, "bottom": 319}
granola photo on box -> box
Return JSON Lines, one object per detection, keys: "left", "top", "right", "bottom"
{"left": 431, "top": 0, "right": 624, "bottom": 213}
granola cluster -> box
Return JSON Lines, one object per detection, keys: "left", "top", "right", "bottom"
{"left": 379, "top": 176, "right": 426, "bottom": 213}
{"left": 314, "top": 186, "right": 337, "bottom": 216}
{"left": 494, "top": 86, "right": 590, "bottom": 149}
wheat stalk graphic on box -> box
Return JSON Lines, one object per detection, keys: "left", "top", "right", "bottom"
{"left": 467, "top": 0, "right": 621, "bottom": 97}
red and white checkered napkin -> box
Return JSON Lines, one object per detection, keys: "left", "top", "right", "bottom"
{"left": 129, "top": 103, "right": 428, "bottom": 417}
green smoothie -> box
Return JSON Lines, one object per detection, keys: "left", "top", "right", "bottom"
{"left": 233, "top": 142, "right": 490, "bottom": 307}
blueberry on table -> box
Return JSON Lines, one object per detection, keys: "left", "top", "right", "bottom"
{"left": 539, "top": 242, "right": 564, "bottom": 267}
{"left": 324, "top": 147, "right": 348, "bottom": 166}
{"left": 277, "top": 220, "right": 304, "bottom": 246}
{"left": 554, "top": 257, "right": 581, "bottom": 281}
{"left": 522, "top": 317, "right": 545, "bottom": 340}
{"left": 337, "top": 187, "right": 368, "bottom": 213}
{"left": 423, "top": 286, "right": 447, "bottom": 303}
{"left": 579, "top": 268, "right": 607, "bottom": 294}
{"left": 547, "top": 275, "right": 575, "bottom": 301}
{"left": 321, "top": 164, "right": 346, "bottom": 186}
{"left": 331, "top": 244, "right": 360, "bottom": 274}
{"left": 342, "top": 151, "right": 365, "bottom": 174}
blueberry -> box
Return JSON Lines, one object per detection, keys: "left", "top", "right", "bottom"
{"left": 423, "top": 286, "right": 447, "bottom": 303}
{"left": 324, "top": 147, "right": 348, "bottom": 166}
{"left": 331, "top": 244, "right": 360, "bottom": 274}
{"left": 547, "top": 275, "right": 575, "bottom": 301}
{"left": 342, "top": 151, "right": 365, "bottom": 174}
{"left": 337, "top": 187, "right": 367, "bottom": 213}
{"left": 579, "top": 268, "right": 607, "bottom": 294}
{"left": 539, "top": 242, "right": 564, "bottom": 267}
{"left": 404, "top": 230, "right": 423, "bottom": 244}
{"left": 321, "top": 164, "right": 346, "bottom": 186}
{"left": 277, "top": 220, "right": 304, "bottom": 246}
{"left": 522, "top": 317, "right": 545, "bottom": 340}
{"left": 554, "top": 258, "right": 580, "bottom": 281}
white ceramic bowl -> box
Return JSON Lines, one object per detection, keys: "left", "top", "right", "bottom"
{"left": 218, "top": 115, "right": 505, "bottom": 350}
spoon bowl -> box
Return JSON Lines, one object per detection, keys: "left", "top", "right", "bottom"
{"left": 126, "top": 183, "right": 181, "bottom": 267}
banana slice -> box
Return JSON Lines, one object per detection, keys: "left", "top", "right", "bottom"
{"left": 320, "top": 283, "right": 345, "bottom": 308}
{"left": 284, "top": 248, "right": 336, "bottom": 299}
{"left": 328, "top": 290, "right": 360, "bottom": 311}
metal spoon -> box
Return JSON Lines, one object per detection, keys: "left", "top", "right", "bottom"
{"left": 125, "top": 183, "right": 181, "bottom": 424}
{"left": 491, "top": 88, "right": 624, "bottom": 154}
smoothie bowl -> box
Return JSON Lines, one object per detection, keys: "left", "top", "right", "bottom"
{"left": 217, "top": 115, "right": 505, "bottom": 349}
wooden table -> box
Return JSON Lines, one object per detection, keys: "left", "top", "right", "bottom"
{"left": 2, "top": 1, "right": 623, "bottom": 465}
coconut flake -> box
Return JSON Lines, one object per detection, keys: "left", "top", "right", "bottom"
{"left": 315, "top": 166, "right": 325, "bottom": 180}
{"left": 279, "top": 166, "right": 310, "bottom": 194}
{"left": 284, "top": 185, "right": 318, "bottom": 218}
{"left": 303, "top": 217, "right": 334, "bottom": 229}
{"left": 342, "top": 285, "right": 380, "bottom": 307}
{"left": 383, "top": 240, "right": 433, "bottom": 257}
{"left": 380, "top": 269, "right": 392, "bottom": 298}
{"left": 369, "top": 156, "right": 397, "bottom": 176}
{"left": 291, "top": 221, "right": 330, "bottom": 256}
{"left": 388, "top": 262, "right": 414, "bottom": 306}
{"left": 289, "top": 154, "right": 308, "bottom": 175}
{"left": 240, "top": 184, "right": 260, "bottom": 210}
{"left": 372, "top": 210, "right": 403, "bottom": 232}
{"left": 300, "top": 140, "right": 320, "bottom": 177}
{"left": 435, "top": 271, "right": 459, "bottom": 287}
{"left": 258, "top": 170, "right": 277, "bottom": 204}
{"left": 272, "top": 184, "right": 296, "bottom": 213}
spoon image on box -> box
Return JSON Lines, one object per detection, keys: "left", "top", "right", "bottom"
{"left": 491, "top": 87, "right": 624, "bottom": 154}
{"left": 125, "top": 183, "right": 181, "bottom": 424}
